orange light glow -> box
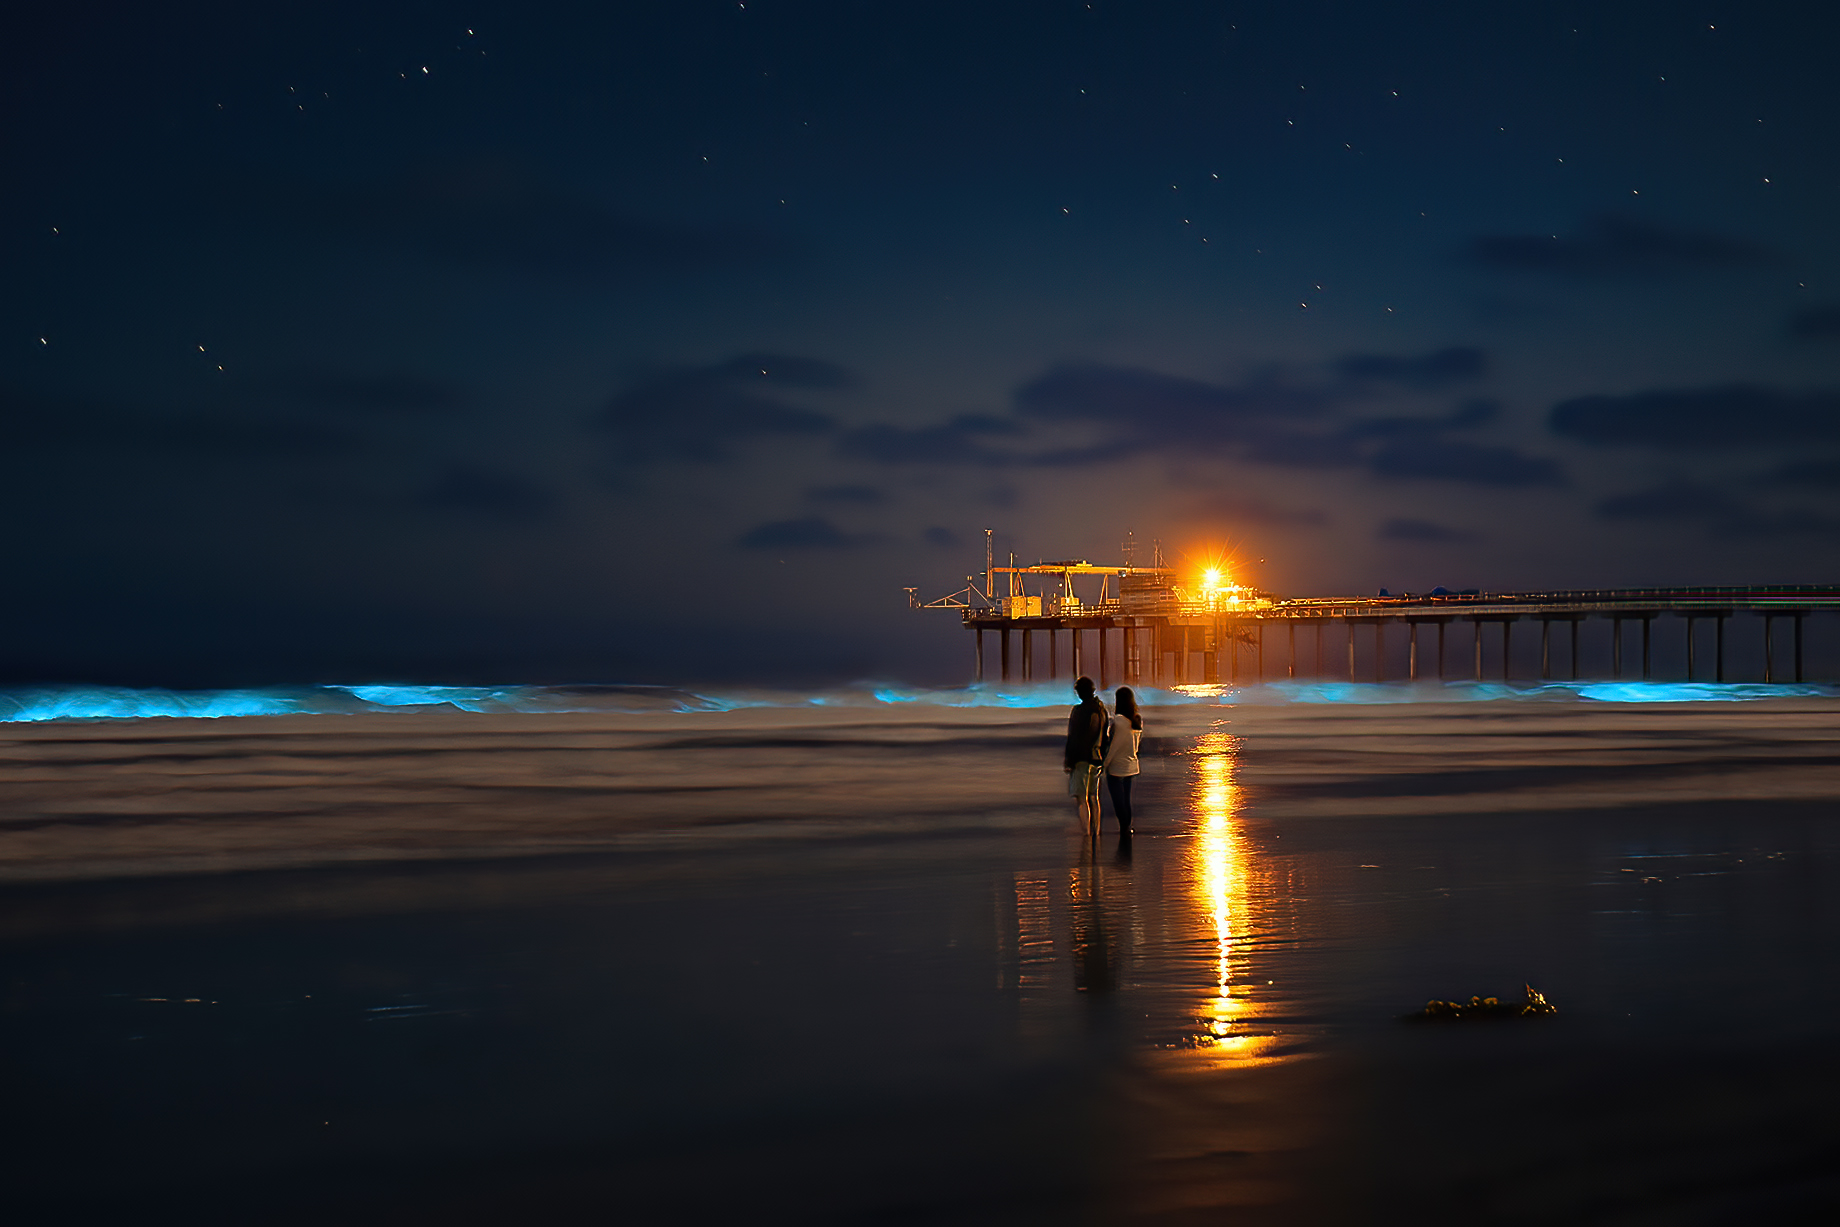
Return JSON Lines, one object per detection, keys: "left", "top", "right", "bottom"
{"left": 1198, "top": 565, "right": 1229, "bottom": 609}
{"left": 1188, "top": 541, "right": 1246, "bottom": 609}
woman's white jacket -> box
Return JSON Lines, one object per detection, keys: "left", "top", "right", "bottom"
{"left": 1102, "top": 713, "right": 1141, "bottom": 776}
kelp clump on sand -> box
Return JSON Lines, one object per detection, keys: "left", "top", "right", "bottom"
{"left": 1408, "top": 985, "right": 1557, "bottom": 1022}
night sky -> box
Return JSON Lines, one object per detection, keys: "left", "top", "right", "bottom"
{"left": 7, "top": 2, "right": 1839, "bottom": 687}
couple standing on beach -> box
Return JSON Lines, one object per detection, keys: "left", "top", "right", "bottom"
{"left": 1063, "top": 676, "right": 1142, "bottom": 838}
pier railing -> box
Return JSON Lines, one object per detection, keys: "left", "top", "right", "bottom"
{"left": 964, "top": 585, "right": 1840, "bottom": 624}
{"left": 955, "top": 584, "right": 1840, "bottom": 686}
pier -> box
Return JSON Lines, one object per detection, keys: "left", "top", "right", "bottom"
{"left": 912, "top": 557, "right": 1840, "bottom": 685}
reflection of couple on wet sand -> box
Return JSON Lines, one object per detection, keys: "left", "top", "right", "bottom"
{"left": 1062, "top": 675, "right": 1142, "bottom": 838}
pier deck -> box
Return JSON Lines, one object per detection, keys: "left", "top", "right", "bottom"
{"left": 957, "top": 586, "right": 1840, "bottom": 686}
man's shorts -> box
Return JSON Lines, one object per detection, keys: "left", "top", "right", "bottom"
{"left": 1067, "top": 761, "right": 1103, "bottom": 800}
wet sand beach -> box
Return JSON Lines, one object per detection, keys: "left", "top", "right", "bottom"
{"left": 3, "top": 692, "right": 1839, "bottom": 1223}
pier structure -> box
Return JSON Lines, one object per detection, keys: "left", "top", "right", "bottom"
{"left": 915, "top": 561, "right": 1840, "bottom": 685}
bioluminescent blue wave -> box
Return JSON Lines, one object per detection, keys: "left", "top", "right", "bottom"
{"left": 0, "top": 678, "right": 1831, "bottom": 723}
{"left": 868, "top": 683, "right": 1218, "bottom": 708}
{"left": 0, "top": 686, "right": 332, "bottom": 722}
{"left": 1218, "top": 680, "right": 1836, "bottom": 704}
{"left": 340, "top": 684, "right": 523, "bottom": 711}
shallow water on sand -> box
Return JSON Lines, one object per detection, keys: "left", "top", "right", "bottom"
{"left": 3, "top": 694, "right": 1840, "bottom": 1223}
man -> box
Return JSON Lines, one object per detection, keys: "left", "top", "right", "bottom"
{"left": 1063, "top": 676, "right": 1109, "bottom": 837}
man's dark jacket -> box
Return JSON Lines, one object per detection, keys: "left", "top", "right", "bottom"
{"left": 1064, "top": 697, "right": 1108, "bottom": 770}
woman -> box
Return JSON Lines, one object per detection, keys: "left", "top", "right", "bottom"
{"left": 1102, "top": 686, "right": 1143, "bottom": 835}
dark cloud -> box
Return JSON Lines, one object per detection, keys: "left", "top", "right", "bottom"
{"left": 1029, "top": 440, "right": 1150, "bottom": 467}
{"left": 735, "top": 517, "right": 876, "bottom": 550}
{"left": 1450, "top": 398, "right": 1501, "bottom": 426}
{"left": 1787, "top": 305, "right": 1840, "bottom": 341}
{"left": 1720, "top": 508, "right": 1840, "bottom": 535}
{"left": 1467, "top": 215, "right": 1771, "bottom": 278}
{"left": 1551, "top": 385, "right": 1840, "bottom": 449}
{"left": 1009, "top": 363, "right": 1352, "bottom": 469}
{"left": 1322, "top": 399, "right": 1566, "bottom": 485}
{"left": 837, "top": 362, "right": 1555, "bottom": 486}
{"left": 1596, "top": 481, "right": 1730, "bottom": 520}
{"left": 1346, "top": 398, "right": 1499, "bottom": 441}
{"left": 289, "top": 373, "right": 464, "bottom": 414}
{"left": 1335, "top": 346, "right": 1486, "bottom": 388}
{"left": 597, "top": 354, "right": 848, "bottom": 462}
{"left": 1236, "top": 429, "right": 1366, "bottom": 468}
{"left": 709, "top": 354, "right": 857, "bottom": 388}
{"left": 114, "top": 414, "right": 356, "bottom": 459}
{"left": 836, "top": 414, "right": 1022, "bottom": 465}
{"left": 1764, "top": 459, "right": 1840, "bottom": 488}
{"left": 254, "top": 162, "right": 783, "bottom": 282}
{"left": 419, "top": 467, "right": 555, "bottom": 522}
{"left": 1015, "top": 362, "right": 1554, "bottom": 484}
{"left": 1014, "top": 364, "right": 1326, "bottom": 433}
{"left": 0, "top": 387, "right": 358, "bottom": 459}
{"left": 1377, "top": 518, "right": 1480, "bottom": 543}
{"left": 806, "top": 484, "right": 887, "bottom": 504}
{"left": 1191, "top": 495, "right": 1326, "bottom": 527}
{"left": 1593, "top": 482, "right": 1836, "bottom": 536}
{"left": 1369, "top": 438, "right": 1566, "bottom": 487}
{"left": 922, "top": 526, "right": 960, "bottom": 547}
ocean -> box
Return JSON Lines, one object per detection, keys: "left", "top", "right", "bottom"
{"left": 3, "top": 681, "right": 1838, "bottom": 1223}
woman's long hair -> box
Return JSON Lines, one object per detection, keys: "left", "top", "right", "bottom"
{"left": 1113, "top": 686, "right": 1142, "bottom": 730}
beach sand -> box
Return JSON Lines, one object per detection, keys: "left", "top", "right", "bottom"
{"left": 3, "top": 694, "right": 1839, "bottom": 1222}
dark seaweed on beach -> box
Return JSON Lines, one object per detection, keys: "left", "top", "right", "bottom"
{"left": 1406, "top": 985, "right": 1557, "bottom": 1022}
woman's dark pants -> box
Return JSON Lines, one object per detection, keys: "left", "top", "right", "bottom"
{"left": 1105, "top": 773, "right": 1134, "bottom": 831}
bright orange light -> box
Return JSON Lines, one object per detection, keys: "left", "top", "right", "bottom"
{"left": 1202, "top": 567, "right": 1222, "bottom": 589}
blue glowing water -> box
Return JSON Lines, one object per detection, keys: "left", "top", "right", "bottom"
{"left": 0, "top": 677, "right": 1830, "bottom": 724}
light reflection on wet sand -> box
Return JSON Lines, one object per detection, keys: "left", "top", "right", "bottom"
{"left": 1032, "top": 722, "right": 1309, "bottom": 1060}
{"left": 1190, "top": 726, "right": 1264, "bottom": 1054}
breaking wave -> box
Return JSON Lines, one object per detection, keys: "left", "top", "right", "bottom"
{"left": 0, "top": 678, "right": 1832, "bottom": 723}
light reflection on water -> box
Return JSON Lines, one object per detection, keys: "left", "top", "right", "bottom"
{"left": 1186, "top": 726, "right": 1293, "bottom": 1064}
{"left": 1192, "top": 729, "right": 1245, "bottom": 1041}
